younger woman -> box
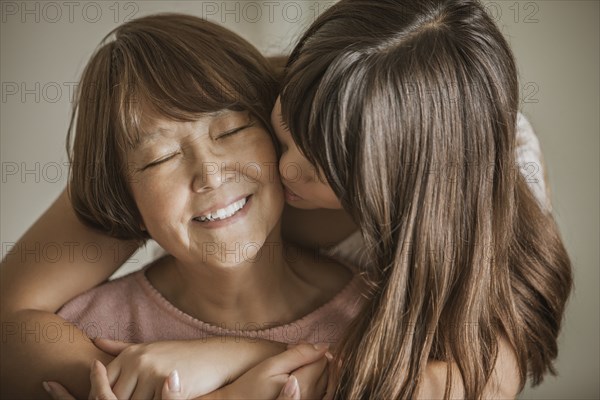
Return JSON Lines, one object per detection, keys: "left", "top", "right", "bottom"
{"left": 275, "top": 0, "right": 572, "bottom": 397}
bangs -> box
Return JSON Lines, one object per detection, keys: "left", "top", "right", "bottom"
{"left": 67, "top": 13, "right": 278, "bottom": 243}
{"left": 105, "top": 14, "right": 275, "bottom": 150}
{"left": 280, "top": 48, "right": 359, "bottom": 192}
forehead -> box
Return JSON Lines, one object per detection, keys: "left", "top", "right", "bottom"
{"left": 134, "top": 109, "right": 247, "bottom": 148}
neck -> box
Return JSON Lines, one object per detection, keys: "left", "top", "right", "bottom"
{"left": 148, "top": 232, "right": 310, "bottom": 330}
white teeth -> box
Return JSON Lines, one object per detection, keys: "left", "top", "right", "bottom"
{"left": 196, "top": 198, "right": 247, "bottom": 222}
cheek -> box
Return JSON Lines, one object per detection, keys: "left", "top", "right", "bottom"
{"left": 279, "top": 149, "right": 312, "bottom": 183}
{"left": 130, "top": 174, "right": 187, "bottom": 229}
{"left": 278, "top": 152, "right": 294, "bottom": 180}
{"left": 308, "top": 179, "right": 343, "bottom": 209}
{"left": 240, "top": 133, "right": 281, "bottom": 182}
{"left": 316, "top": 182, "right": 340, "bottom": 203}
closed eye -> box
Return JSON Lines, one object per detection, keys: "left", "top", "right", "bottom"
{"left": 142, "top": 153, "right": 179, "bottom": 170}
{"left": 216, "top": 121, "right": 256, "bottom": 140}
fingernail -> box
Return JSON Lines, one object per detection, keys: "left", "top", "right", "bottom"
{"left": 283, "top": 375, "right": 299, "bottom": 397}
{"left": 325, "top": 351, "right": 334, "bottom": 361}
{"left": 313, "top": 342, "right": 329, "bottom": 351}
{"left": 291, "top": 377, "right": 300, "bottom": 398}
{"left": 167, "top": 370, "right": 181, "bottom": 392}
{"left": 42, "top": 381, "right": 52, "bottom": 394}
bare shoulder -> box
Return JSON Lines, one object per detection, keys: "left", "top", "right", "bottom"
{"left": 484, "top": 335, "right": 521, "bottom": 399}
{"left": 417, "top": 336, "right": 520, "bottom": 399}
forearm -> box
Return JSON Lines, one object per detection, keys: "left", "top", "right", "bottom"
{"left": 1, "top": 189, "right": 137, "bottom": 314}
{"left": 192, "top": 336, "right": 287, "bottom": 385}
{"left": 188, "top": 339, "right": 288, "bottom": 400}
{"left": 89, "top": 337, "right": 288, "bottom": 399}
{"left": 1, "top": 309, "right": 114, "bottom": 399}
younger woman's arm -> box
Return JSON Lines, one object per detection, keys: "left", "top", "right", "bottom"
{"left": 0, "top": 189, "right": 326, "bottom": 398}
{"left": 1, "top": 311, "right": 114, "bottom": 398}
{"left": 1, "top": 189, "right": 138, "bottom": 313}
{"left": 1, "top": 188, "right": 137, "bottom": 398}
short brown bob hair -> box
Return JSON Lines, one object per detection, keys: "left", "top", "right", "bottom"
{"left": 67, "top": 13, "right": 279, "bottom": 243}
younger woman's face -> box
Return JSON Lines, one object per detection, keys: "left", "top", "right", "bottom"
{"left": 127, "top": 110, "right": 284, "bottom": 267}
{"left": 271, "top": 97, "right": 343, "bottom": 210}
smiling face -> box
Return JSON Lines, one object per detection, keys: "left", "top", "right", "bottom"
{"left": 127, "top": 110, "right": 284, "bottom": 267}
{"left": 271, "top": 97, "right": 343, "bottom": 210}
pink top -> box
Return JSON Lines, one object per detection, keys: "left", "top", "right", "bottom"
{"left": 57, "top": 265, "right": 367, "bottom": 346}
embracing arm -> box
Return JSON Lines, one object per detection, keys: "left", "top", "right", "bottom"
{"left": 0, "top": 188, "right": 136, "bottom": 398}
{"left": 0, "top": 189, "right": 326, "bottom": 398}
{"left": 44, "top": 342, "right": 329, "bottom": 400}
{"left": 417, "top": 335, "right": 520, "bottom": 399}
{"left": 1, "top": 311, "right": 115, "bottom": 398}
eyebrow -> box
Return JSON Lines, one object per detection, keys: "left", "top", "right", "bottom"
{"left": 132, "top": 110, "right": 238, "bottom": 149}
{"left": 133, "top": 127, "right": 173, "bottom": 150}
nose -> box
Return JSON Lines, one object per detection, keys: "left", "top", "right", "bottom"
{"left": 191, "top": 159, "right": 225, "bottom": 193}
{"left": 280, "top": 155, "right": 313, "bottom": 184}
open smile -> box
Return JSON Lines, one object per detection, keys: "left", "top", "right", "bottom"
{"left": 192, "top": 195, "right": 252, "bottom": 227}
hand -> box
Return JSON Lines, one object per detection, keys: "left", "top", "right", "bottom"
{"left": 42, "top": 360, "right": 181, "bottom": 400}
{"left": 292, "top": 356, "right": 330, "bottom": 399}
{"left": 209, "top": 343, "right": 330, "bottom": 400}
{"left": 95, "top": 339, "right": 229, "bottom": 399}
{"left": 276, "top": 375, "right": 300, "bottom": 400}
{"left": 275, "top": 358, "right": 329, "bottom": 400}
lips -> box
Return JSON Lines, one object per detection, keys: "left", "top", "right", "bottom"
{"left": 193, "top": 195, "right": 250, "bottom": 223}
{"left": 283, "top": 185, "right": 302, "bottom": 201}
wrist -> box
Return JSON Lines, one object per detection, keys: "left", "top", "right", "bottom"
{"left": 207, "top": 337, "right": 286, "bottom": 381}
{"left": 196, "top": 385, "right": 230, "bottom": 400}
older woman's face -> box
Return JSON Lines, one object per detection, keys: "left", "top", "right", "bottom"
{"left": 127, "top": 110, "right": 284, "bottom": 267}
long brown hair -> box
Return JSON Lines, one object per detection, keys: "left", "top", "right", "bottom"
{"left": 281, "top": 0, "right": 572, "bottom": 398}
{"left": 67, "top": 14, "right": 278, "bottom": 243}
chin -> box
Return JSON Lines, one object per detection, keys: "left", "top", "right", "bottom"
{"left": 286, "top": 199, "right": 320, "bottom": 210}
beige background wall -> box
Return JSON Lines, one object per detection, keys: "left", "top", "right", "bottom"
{"left": 1, "top": 1, "right": 598, "bottom": 398}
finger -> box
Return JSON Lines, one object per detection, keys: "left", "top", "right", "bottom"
{"left": 130, "top": 383, "right": 156, "bottom": 400}
{"left": 322, "top": 367, "right": 336, "bottom": 400}
{"left": 42, "top": 382, "right": 76, "bottom": 400}
{"left": 110, "top": 367, "right": 138, "bottom": 400}
{"left": 293, "top": 358, "right": 328, "bottom": 399}
{"left": 286, "top": 340, "right": 309, "bottom": 350}
{"left": 161, "top": 371, "right": 182, "bottom": 400}
{"left": 314, "top": 364, "right": 329, "bottom": 399}
{"left": 105, "top": 363, "right": 120, "bottom": 389}
{"left": 276, "top": 375, "right": 300, "bottom": 400}
{"left": 105, "top": 360, "right": 121, "bottom": 388}
{"left": 89, "top": 360, "right": 118, "bottom": 400}
{"left": 93, "top": 337, "right": 133, "bottom": 356}
{"left": 266, "top": 343, "right": 330, "bottom": 375}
